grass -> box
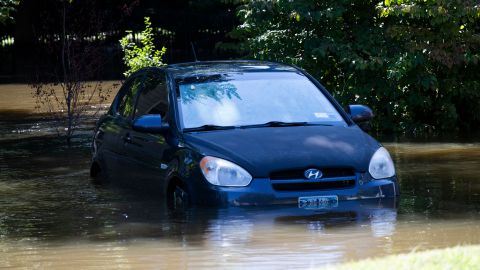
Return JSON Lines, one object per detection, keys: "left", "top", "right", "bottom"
{"left": 326, "top": 245, "right": 480, "bottom": 270}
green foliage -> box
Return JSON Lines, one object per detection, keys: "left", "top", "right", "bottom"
{"left": 0, "top": 0, "right": 20, "bottom": 25}
{"left": 330, "top": 245, "right": 480, "bottom": 270}
{"left": 228, "top": 0, "right": 480, "bottom": 135}
{"left": 378, "top": 0, "right": 480, "bottom": 133}
{"left": 120, "top": 17, "right": 167, "bottom": 77}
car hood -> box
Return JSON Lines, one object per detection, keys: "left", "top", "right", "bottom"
{"left": 183, "top": 125, "right": 380, "bottom": 178}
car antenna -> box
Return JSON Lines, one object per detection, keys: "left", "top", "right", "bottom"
{"left": 190, "top": 41, "right": 199, "bottom": 62}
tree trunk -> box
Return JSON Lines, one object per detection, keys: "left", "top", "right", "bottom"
{"left": 62, "top": 1, "right": 72, "bottom": 146}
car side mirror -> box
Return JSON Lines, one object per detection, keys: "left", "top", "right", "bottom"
{"left": 132, "top": 114, "right": 169, "bottom": 133}
{"left": 347, "top": 104, "right": 374, "bottom": 123}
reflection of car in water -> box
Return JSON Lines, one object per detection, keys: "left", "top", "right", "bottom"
{"left": 271, "top": 198, "right": 398, "bottom": 236}
{"left": 103, "top": 196, "right": 398, "bottom": 243}
{"left": 90, "top": 61, "right": 399, "bottom": 208}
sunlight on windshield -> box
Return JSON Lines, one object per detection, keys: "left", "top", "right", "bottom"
{"left": 192, "top": 98, "right": 241, "bottom": 127}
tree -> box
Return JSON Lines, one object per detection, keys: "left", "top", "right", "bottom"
{"left": 378, "top": 0, "right": 480, "bottom": 133}
{"left": 30, "top": 0, "right": 114, "bottom": 145}
{"left": 120, "top": 17, "right": 167, "bottom": 77}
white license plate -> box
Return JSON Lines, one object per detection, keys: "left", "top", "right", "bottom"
{"left": 298, "top": 195, "right": 339, "bottom": 209}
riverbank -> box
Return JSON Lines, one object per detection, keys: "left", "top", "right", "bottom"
{"left": 0, "top": 82, "right": 119, "bottom": 113}
{"left": 329, "top": 245, "right": 480, "bottom": 270}
{"left": 0, "top": 82, "right": 119, "bottom": 141}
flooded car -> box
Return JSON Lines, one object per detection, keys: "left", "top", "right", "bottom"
{"left": 90, "top": 61, "right": 399, "bottom": 208}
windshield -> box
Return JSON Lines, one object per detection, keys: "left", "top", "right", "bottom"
{"left": 177, "top": 72, "right": 346, "bottom": 129}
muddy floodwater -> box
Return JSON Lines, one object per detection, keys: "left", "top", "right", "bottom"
{"left": 0, "top": 84, "right": 479, "bottom": 269}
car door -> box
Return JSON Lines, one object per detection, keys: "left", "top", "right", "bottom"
{"left": 112, "top": 73, "right": 146, "bottom": 184}
{"left": 95, "top": 74, "right": 143, "bottom": 181}
{"left": 121, "top": 70, "right": 171, "bottom": 192}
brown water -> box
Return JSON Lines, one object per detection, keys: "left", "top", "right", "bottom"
{"left": 0, "top": 84, "right": 479, "bottom": 269}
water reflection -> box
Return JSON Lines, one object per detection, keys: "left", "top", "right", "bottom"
{"left": 387, "top": 142, "right": 480, "bottom": 217}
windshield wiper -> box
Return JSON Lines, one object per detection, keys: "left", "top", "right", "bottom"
{"left": 184, "top": 121, "right": 333, "bottom": 132}
{"left": 240, "top": 121, "right": 332, "bottom": 129}
{"left": 183, "top": 124, "right": 237, "bottom": 132}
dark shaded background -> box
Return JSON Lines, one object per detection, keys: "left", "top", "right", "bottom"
{"left": 0, "top": 0, "right": 240, "bottom": 83}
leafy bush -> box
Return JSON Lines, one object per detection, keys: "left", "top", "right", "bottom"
{"left": 120, "top": 17, "right": 167, "bottom": 77}
{"left": 379, "top": 0, "right": 480, "bottom": 133}
{"left": 227, "top": 0, "right": 480, "bottom": 135}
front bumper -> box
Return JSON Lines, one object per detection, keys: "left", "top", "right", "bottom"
{"left": 192, "top": 175, "right": 399, "bottom": 206}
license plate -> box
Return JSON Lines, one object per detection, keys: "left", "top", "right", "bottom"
{"left": 298, "top": 195, "right": 339, "bottom": 209}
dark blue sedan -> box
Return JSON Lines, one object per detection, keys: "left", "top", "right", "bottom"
{"left": 90, "top": 61, "right": 399, "bottom": 208}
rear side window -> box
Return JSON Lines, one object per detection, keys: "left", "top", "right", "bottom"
{"left": 118, "top": 76, "right": 144, "bottom": 119}
{"left": 135, "top": 72, "right": 169, "bottom": 118}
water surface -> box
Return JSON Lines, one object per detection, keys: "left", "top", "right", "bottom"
{"left": 0, "top": 84, "right": 479, "bottom": 269}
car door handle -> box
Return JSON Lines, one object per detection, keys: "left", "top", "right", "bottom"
{"left": 122, "top": 133, "right": 132, "bottom": 144}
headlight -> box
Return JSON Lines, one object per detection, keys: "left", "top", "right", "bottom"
{"left": 368, "top": 147, "right": 396, "bottom": 179}
{"left": 200, "top": 156, "right": 252, "bottom": 187}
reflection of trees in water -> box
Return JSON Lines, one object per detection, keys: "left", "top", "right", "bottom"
{"left": 181, "top": 81, "right": 241, "bottom": 104}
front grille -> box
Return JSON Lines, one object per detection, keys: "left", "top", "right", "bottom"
{"left": 270, "top": 168, "right": 355, "bottom": 180}
{"left": 272, "top": 180, "right": 355, "bottom": 191}
{"left": 269, "top": 167, "right": 357, "bottom": 191}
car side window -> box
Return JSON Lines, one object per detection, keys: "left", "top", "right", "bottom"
{"left": 135, "top": 72, "right": 169, "bottom": 119}
{"left": 118, "top": 75, "right": 144, "bottom": 119}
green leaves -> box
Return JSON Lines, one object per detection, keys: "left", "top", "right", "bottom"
{"left": 378, "top": 0, "right": 480, "bottom": 133}
{"left": 119, "top": 17, "right": 167, "bottom": 77}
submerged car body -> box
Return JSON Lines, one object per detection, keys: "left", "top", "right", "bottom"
{"left": 91, "top": 61, "right": 399, "bottom": 208}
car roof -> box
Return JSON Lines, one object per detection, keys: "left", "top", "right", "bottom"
{"left": 164, "top": 60, "right": 299, "bottom": 79}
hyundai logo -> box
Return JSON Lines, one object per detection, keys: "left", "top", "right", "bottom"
{"left": 304, "top": 168, "right": 323, "bottom": 180}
